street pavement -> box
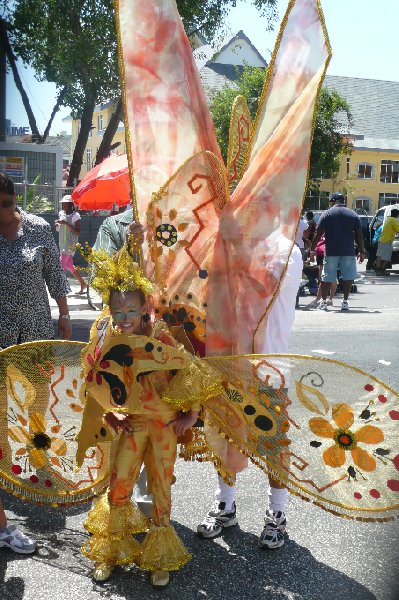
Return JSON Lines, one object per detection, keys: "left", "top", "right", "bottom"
{"left": 1, "top": 265, "right": 399, "bottom": 600}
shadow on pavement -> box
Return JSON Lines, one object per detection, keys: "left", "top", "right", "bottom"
{"left": 1, "top": 520, "right": 379, "bottom": 600}
{"left": 1, "top": 490, "right": 89, "bottom": 535}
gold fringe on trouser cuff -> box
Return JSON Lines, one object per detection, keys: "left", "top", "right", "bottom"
{"left": 84, "top": 493, "right": 150, "bottom": 537}
{"left": 81, "top": 532, "right": 141, "bottom": 566}
{"left": 139, "top": 525, "right": 192, "bottom": 571}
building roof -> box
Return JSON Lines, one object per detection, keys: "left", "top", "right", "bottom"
{"left": 5, "top": 134, "right": 72, "bottom": 157}
{"left": 324, "top": 75, "right": 399, "bottom": 145}
{"left": 214, "top": 30, "right": 267, "bottom": 67}
{"left": 196, "top": 31, "right": 267, "bottom": 101}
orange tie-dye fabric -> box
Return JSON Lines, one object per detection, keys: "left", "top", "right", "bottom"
{"left": 142, "top": 0, "right": 331, "bottom": 359}
{"left": 116, "top": 0, "right": 222, "bottom": 218}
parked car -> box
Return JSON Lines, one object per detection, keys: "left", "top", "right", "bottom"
{"left": 369, "top": 204, "right": 399, "bottom": 265}
{"left": 357, "top": 215, "right": 374, "bottom": 252}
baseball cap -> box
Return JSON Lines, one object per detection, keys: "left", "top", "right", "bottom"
{"left": 331, "top": 192, "right": 345, "bottom": 202}
{"left": 60, "top": 195, "right": 73, "bottom": 203}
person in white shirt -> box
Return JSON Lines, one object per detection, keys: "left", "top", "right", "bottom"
{"left": 197, "top": 232, "right": 303, "bottom": 549}
{"left": 295, "top": 217, "right": 309, "bottom": 261}
{"left": 55, "top": 196, "right": 87, "bottom": 294}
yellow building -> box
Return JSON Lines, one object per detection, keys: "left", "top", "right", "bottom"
{"left": 70, "top": 101, "right": 126, "bottom": 180}
{"left": 310, "top": 75, "right": 399, "bottom": 215}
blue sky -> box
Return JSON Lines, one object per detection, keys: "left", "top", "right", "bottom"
{"left": 6, "top": 0, "right": 398, "bottom": 136}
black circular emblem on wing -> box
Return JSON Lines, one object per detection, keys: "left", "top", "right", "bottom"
{"left": 254, "top": 415, "right": 274, "bottom": 432}
{"left": 244, "top": 405, "right": 256, "bottom": 416}
{"left": 156, "top": 224, "right": 178, "bottom": 247}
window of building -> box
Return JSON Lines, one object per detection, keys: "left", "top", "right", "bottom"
{"left": 304, "top": 190, "right": 330, "bottom": 210}
{"left": 347, "top": 157, "right": 350, "bottom": 175}
{"left": 77, "top": 121, "right": 81, "bottom": 134}
{"left": 88, "top": 126, "right": 93, "bottom": 138}
{"left": 380, "top": 160, "right": 399, "bottom": 184}
{"left": 357, "top": 163, "right": 373, "bottom": 179}
{"left": 86, "top": 148, "right": 92, "bottom": 171}
{"left": 378, "top": 193, "right": 399, "bottom": 208}
{"left": 97, "top": 114, "right": 104, "bottom": 131}
{"left": 353, "top": 196, "right": 371, "bottom": 213}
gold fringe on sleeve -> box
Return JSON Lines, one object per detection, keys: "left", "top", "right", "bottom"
{"left": 162, "top": 357, "right": 225, "bottom": 412}
{"left": 139, "top": 525, "right": 192, "bottom": 571}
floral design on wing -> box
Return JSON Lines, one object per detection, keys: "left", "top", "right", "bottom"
{"left": 309, "top": 403, "right": 384, "bottom": 472}
{"left": 86, "top": 347, "right": 110, "bottom": 385}
{"left": 8, "top": 412, "right": 68, "bottom": 470}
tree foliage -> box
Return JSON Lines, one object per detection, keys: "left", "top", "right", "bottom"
{"left": 5, "top": 1, "right": 279, "bottom": 184}
{"left": 209, "top": 66, "right": 353, "bottom": 188}
{"left": 177, "top": 0, "right": 277, "bottom": 39}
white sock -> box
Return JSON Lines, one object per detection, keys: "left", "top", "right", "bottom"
{"left": 267, "top": 487, "right": 288, "bottom": 513}
{"left": 215, "top": 475, "right": 236, "bottom": 511}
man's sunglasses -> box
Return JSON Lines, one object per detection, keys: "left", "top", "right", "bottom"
{"left": 0, "top": 198, "right": 15, "bottom": 208}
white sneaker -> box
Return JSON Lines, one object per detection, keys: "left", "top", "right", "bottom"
{"left": 0, "top": 525, "right": 36, "bottom": 554}
{"left": 304, "top": 299, "right": 319, "bottom": 310}
{"left": 341, "top": 300, "right": 349, "bottom": 311}
{"left": 197, "top": 501, "right": 238, "bottom": 538}
{"left": 326, "top": 298, "right": 333, "bottom": 306}
{"left": 258, "top": 510, "right": 287, "bottom": 549}
{"left": 318, "top": 300, "right": 328, "bottom": 311}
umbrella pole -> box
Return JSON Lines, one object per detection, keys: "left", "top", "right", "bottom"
{"left": 114, "top": 0, "right": 144, "bottom": 270}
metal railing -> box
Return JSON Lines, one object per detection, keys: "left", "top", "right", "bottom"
{"left": 14, "top": 183, "right": 75, "bottom": 213}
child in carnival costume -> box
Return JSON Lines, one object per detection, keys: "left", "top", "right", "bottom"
{"left": 77, "top": 238, "right": 222, "bottom": 587}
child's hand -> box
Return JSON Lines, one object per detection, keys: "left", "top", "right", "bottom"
{"left": 166, "top": 410, "right": 199, "bottom": 436}
{"left": 104, "top": 412, "right": 133, "bottom": 434}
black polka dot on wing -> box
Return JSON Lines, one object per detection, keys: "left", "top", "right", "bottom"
{"left": 144, "top": 342, "right": 154, "bottom": 352}
{"left": 254, "top": 415, "right": 274, "bottom": 432}
{"left": 199, "top": 269, "right": 208, "bottom": 279}
{"left": 157, "top": 346, "right": 162, "bottom": 352}
{"left": 244, "top": 405, "right": 256, "bottom": 416}
{"left": 100, "top": 427, "right": 107, "bottom": 438}
{"left": 183, "top": 322, "right": 196, "bottom": 332}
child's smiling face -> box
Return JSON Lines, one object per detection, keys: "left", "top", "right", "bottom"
{"left": 109, "top": 290, "right": 146, "bottom": 335}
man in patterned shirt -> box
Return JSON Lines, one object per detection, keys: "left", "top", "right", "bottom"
{"left": 94, "top": 209, "right": 143, "bottom": 255}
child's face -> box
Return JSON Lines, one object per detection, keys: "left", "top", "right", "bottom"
{"left": 110, "top": 291, "right": 146, "bottom": 335}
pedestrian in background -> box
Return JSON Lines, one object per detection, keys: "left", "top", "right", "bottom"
{"left": 311, "top": 192, "right": 365, "bottom": 311}
{"left": 295, "top": 216, "right": 309, "bottom": 261}
{"left": 56, "top": 196, "right": 87, "bottom": 294}
{"left": 366, "top": 223, "right": 382, "bottom": 271}
{"left": 375, "top": 208, "right": 399, "bottom": 276}
{"left": 305, "top": 210, "right": 317, "bottom": 246}
{"left": 0, "top": 172, "right": 71, "bottom": 555}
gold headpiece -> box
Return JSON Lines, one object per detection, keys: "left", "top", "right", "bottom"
{"left": 78, "top": 239, "right": 153, "bottom": 305}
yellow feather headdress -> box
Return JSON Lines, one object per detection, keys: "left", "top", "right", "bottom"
{"left": 78, "top": 239, "right": 153, "bottom": 305}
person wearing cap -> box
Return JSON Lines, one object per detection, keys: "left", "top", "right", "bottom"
{"left": 310, "top": 192, "right": 365, "bottom": 311}
{"left": 55, "top": 196, "right": 87, "bottom": 294}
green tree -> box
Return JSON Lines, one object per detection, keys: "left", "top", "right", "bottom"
{"left": 209, "top": 66, "right": 353, "bottom": 190}
{"left": 5, "top": 1, "right": 278, "bottom": 182}
{"left": 177, "top": 0, "right": 277, "bottom": 39}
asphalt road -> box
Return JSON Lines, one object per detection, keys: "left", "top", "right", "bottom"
{"left": 1, "top": 267, "right": 399, "bottom": 600}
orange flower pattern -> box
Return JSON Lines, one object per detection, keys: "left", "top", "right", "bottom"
{"left": 309, "top": 404, "right": 384, "bottom": 472}
{"left": 8, "top": 412, "right": 67, "bottom": 470}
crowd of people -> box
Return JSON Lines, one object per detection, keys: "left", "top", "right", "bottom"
{"left": 297, "top": 193, "right": 366, "bottom": 311}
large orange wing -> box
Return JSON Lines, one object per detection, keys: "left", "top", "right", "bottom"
{"left": 147, "top": 151, "right": 229, "bottom": 356}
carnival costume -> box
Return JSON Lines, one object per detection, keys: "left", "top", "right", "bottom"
{"left": 0, "top": 2, "right": 399, "bottom": 588}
